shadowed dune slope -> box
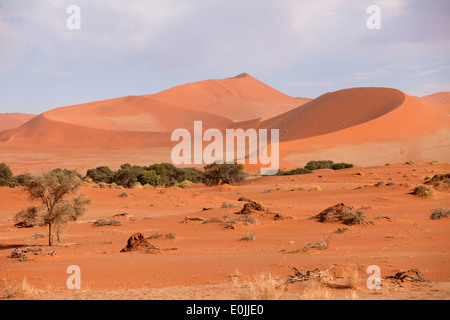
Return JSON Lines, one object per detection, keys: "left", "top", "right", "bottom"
{"left": 259, "top": 87, "right": 406, "bottom": 142}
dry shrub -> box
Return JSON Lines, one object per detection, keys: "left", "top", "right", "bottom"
{"left": 92, "top": 217, "right": 122, "bottom": 227}
{"left": 3, "top": 278, "right": 40, "bottom": 299}
{"left": 341, "top": 265, "right": 359, "bottom": 290}
{"left": 301, "top": 281, "right": 334, "bottom": 300}
{"left": 312, "top": 203, "right": 373, "bottom": 226}
{"left": 240, "top": 273, "right": 287, "bottom": 300}
{"left": 411, "top": 184, "right": 434, "bottom": 198}
{"left": 240, "top": 232, "right": 256, "bottom": 241}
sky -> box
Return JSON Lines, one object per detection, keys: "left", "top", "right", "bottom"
{"left": 0, "top": 0, "right": 449, "bottom": 114}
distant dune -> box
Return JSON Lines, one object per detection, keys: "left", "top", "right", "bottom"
{"left": 0, "top": 74, "right": 449, "bottom": 171}
{"left": 421, "top": 92, "right": 450, "bottom": 106}
{"left": 0, "top": 113, "right": 36, "bottom": 132}
{"left": 149, "top": 73, "right": 310, "bottom": 122}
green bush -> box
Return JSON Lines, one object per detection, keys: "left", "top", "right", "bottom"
{"left": 144, "top": 163, "right": 203, "bottom": 186}
{"left": 113, "top": 164, "right": 145, "bottom": 187}
{"left": 0, "top": 163, "right": 13, "bottom": 186}
{"left": 202, "top": 163, "right": 246, "bottom": 186}
{"left": 304, "top": 160, "right": 334, "bottom": 171}
{"left": 331, "top": 163, "right": 354, "bottom": 170}
{"left": 137, "top": 170, "right": 163, "bottom": 187}
{"left": 276, "top": 168, "right": 312, "bottom": 176}
{"left": 50, "top": 168, "right": 82, "bottom": 180}
{"left": 85, "top": 166, "right": 115, "bottom": 184}
{"left": 14, "top": 173, "right": 34, "bottom": 186}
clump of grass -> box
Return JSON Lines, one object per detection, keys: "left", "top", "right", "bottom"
{"left": 119, "top": 191, "right": 129, "bottom": 197}
{"left": 222, "top": 220, "right": 237, "bottom": 230}
{"left": 165, "top": 232, "right": 176, "bottom": 239}
{"left": 405, "top": 160, "right": 416, "bottom": 165}
{"left": 411, "top": 184, "right": 434, "bottom": 198}
{"left": 308, "top": 185, "right": 323, "bottom": 191}
{"left": 342, "top": 210, "right": 373, "bottom": 226}
{"left": 221, "top": 202, "right": 239, "bottom": 208}
{"left": 3, "top": 278, "right": 40, "bottom": 299}
{"left": 312, "top": 203, "right": 373, "bottom": 226}
{"left": 430, "top": 208, "right": 449, "bottom": 220}
{"left": 239, "top": 273, "right": 287, "bottom": 300}
{"left": 148, "top": 232, "right": 164, "bottom": 239}
{"left": 177, "top": 180, "right": 194, "bottom": 188}
{"left": 334, "top": 227, "right": 349, "bottom": 234}
{"left": 301, "top": 282, "right": 335, "bottom": 300}
{"left": 240, "top": 232, "right": 256, "bottom": 241}
{"left": 238, "top": 215, "right": 260, "bottom": 225}
{"left": 341, "top": 266, "right": 359, "bottom": 290}
{"left": 290, "top": 236, "right": 331, "bottom": 253}
{"left": 92, "top": 217, "right": 122, "bottom": 227}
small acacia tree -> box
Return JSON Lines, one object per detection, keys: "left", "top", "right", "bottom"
{"left": 15, "top": 170, "right": 90, "bottom": 246}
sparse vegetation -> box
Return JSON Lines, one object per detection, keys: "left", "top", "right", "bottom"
{"left": 92, "top": 217, "right": 122, "bottom": 227}
{"left": 238, "top": 215, "right": 260, "bottom": 225}
{"left": 239, "top": 273, "right": 287, "bottom": 300}
{"left": 165, "top": 232, "right": 176, "bottom": 239}
{"left": 3, "top": 278, "right": 40, "bottom": 299}
{"left": 335, "top": 227, "right": 349, "bottom": 234}
{"left": 221, "top": 202, "right": 239, "bottom": 208}
{"left": 222, "top": 220, "right": 237, "bottom": 230}
{"left": 148, "top": 232, "right": 164, "bottom": 239}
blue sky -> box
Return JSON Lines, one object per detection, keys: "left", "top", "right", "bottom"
{"left": 1, "top": 0, "right": 449, "bottom": 114}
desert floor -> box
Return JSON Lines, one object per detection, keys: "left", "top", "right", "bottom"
{"left": 0, "top": 162, "right": 449, "bottom": 300}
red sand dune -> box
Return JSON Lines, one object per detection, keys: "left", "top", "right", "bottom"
{"left": 45, "top": 95, "right": 234, "bottom": 132}
{"left": 0, "top": 74, "right": 309, "bottom": 147}
{"left": 421, "top": 92, "right": 450, "bottom": 106}
{"left": 276, "top": 91, "right": 450, "bottom": 167}
{"left": 0, "top": 113, "right": 36, "bottom": 132}
{"left": 259, "top": 87, "right": 406, "bottom": 142}
{"left": 149, "top": 73, "right": 310, "bottom": 122}
{"left": 0, "top": 75, "right": 449, "bottom": 170}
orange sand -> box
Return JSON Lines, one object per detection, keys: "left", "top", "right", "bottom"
{"left": 0, "top": 162, "right": 449, "bottom": 299}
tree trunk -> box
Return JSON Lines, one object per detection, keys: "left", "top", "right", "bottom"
{"left": 48, "top": 222, "right": 53, "bottom": 246}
